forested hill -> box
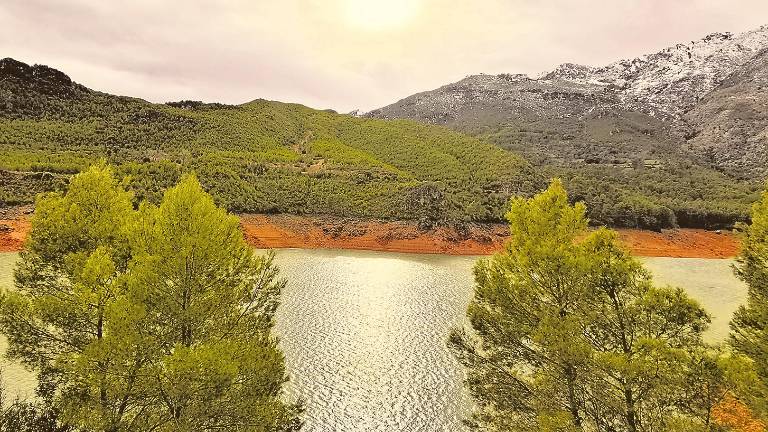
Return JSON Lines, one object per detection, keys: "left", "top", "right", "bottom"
{"left": 0, "top": 57, "right": 541, "bottom": 226}
{"left": 368, "top": 26, "right": 768, "bottom": 229}
{"left": 0, "top": 57, "right": 759, "bottom": 230}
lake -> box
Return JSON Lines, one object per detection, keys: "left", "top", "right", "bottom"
{"left": 0, "top": 250, "right": 748, "bottom": 431}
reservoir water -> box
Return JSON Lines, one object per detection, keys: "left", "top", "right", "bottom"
{"left": 0, "top": 250, "right": 748, "bottom": 431}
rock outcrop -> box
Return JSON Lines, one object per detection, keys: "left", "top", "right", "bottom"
{"left": 367, "top": 25, "right": 768, "bottom": 177}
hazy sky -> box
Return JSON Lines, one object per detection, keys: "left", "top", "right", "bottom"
{"left": 2, "top": 0, "right": 767, "bottom": 112}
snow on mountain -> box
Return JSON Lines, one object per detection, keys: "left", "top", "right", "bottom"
{"left": 366, "top": 24, "right": 768, "bottom": 177}
{"left": 544, "top": 25, "right": 768, "bottom": 117}
{"left": 371, "top": 24, "right": 768, "bottom": 122}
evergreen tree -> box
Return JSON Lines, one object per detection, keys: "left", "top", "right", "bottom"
{"left": 115, "top": 174, "right": 300, "bottom": 431}
{"left": 0, "top": 166, "right": 300, "bottom": 431}
{"left": 731, "top": 185, "right": 768, "bottom": 416}
{"left": 581, "top": 230, "right": 720, "bottom": 431}
{"left": 0, "top": 164, "right": 135, "bottom": 425}
{"left": 449, "top": 179, "right": 597, "bottom": 431}
{"left": 450, "top": 179, "right": 733, "bottom": 432}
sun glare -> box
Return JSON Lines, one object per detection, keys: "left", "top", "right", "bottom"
{"left": 343, "top": 0, "right": 420, "bottom": 31}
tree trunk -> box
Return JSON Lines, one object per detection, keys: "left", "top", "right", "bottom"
{"left": 98, "top": 311, "right": 107, "bottom": 404}
{"left": 565, "top": 365, "right": 584, "bottom": 429}
{"left": 623, "top": 385, "right": 638, "bottom": 432}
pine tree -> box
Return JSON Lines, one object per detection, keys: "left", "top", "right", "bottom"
{"left": 0, "top": 167, "right": 300, "bottom": 431}
{"left": 449, "top": 179, "right": 596, "bottom": 431}
{"left": 580, "top": 230, "right": 715, "bottom": 431}
{"left": 0, "top": 164, "right": 135, "bottom": 427}
{"left": 731, "top": 185, "right": 768, "bottom": 417}
{"left": 116, "top": 174, "right": 300, "bottom": 431}
{"left": 450, "top": 179, "right": 732, "bottom": 432}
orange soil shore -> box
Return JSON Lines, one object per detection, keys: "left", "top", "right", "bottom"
{"left": 0, "top": 218, "right": 30, "bottom": 253}
{"left": 0, "top": 213, "right": 740, "bottom": 258}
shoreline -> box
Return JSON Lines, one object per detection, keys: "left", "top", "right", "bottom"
{"left": 1, "top": 212, "right": 740, "bottom": 258}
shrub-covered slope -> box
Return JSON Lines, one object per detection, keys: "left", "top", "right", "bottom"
{"left": 683, "top": 48, "right": 768, "bottom": 178}
{"left": 368, "top": 27, "right": 768, "bottom": 229}
{"left": 0, "top": 58, "right": 540, "bottom": 225}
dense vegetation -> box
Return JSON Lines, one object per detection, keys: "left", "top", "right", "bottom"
{"left": 4, "top": 57, "right": 758, "bottom": 230}
{"left": 550, "top": 164, "right": 759, "bottom": 231}
{"left": 465, "top": 115, "right": 762, "bottom": 230}
{"left": 367, "top": 72, "right": 764, "bottom": 230}
{"left": 0, "top": 58, "right": 539, "bottom": 227}
{"left": 731, "top": 186, "right": 768, "bottom": 415}
{"left": 451, "top": 180, "right": 765, "bottom": 431}
{"left": 0, "top": 166, "right": 301, "bottom": 431}
{"left": 0, "top": 374, "right": 71, "bottom": 432}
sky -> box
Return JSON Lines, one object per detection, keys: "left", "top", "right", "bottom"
{"left": 2, "top": 0, "right": 767, "bottom": 112}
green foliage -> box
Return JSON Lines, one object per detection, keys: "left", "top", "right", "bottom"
{"left": 0, "top": 401, "right": 70, "bottom": 432}
{"left": 472, "top": 116, "right": 760, "bottom": 230}
{"left": 551, "top": 164, "right": 758, "bottom": 231}
{"left": 0, "top": 170, "right": 68, "bottom": 207}
{"left": 0, "top": 71, "right": 540, "bottom": 224}
{"left": 0, "top": 166, "right": 300, "bottom": 431}
{"left": 0, "top": 370, "right": 71, "bottom": 432}
{"left": 450, "top": 180, "right": 751, "bottom": 431}
{"left": 731, "top": 184, "right": 768, "bottom": 417}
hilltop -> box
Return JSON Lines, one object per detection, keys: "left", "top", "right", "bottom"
{"left": 0, "top": 57, "right": 539, "bottom": 227}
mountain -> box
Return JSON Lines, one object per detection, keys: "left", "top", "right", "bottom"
{"left": 0, "top": 57, "right": 540, "bottom": 227}
{"left": 543, "top": 26, "right": 768, "bottom": 118}
{"left": 365, "top": 72, "right": 680, "bottom": 166}
{"left": 682, "top": 48, "right": 768, "bottom": 178}
{"left": 0, "top": 49, "right": 760, "bottom": 231}
{"left": 371, "top": 25, "right": 768, "bottom": 126}
{"left": 367, "top": 25, "right": 768, "bottom": 228}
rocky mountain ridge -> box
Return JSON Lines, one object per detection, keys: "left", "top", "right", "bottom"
{"left": 370, "top": 25, "right": 768, "bottom": 120}
{"left": 682, "top": 47, "right": 768, "bottom": 177}
{"left": 367, "top": 24, "right": 768, "bottom": 177}
{"left": 543, "top": 25, "right": 768, "bottom": 118}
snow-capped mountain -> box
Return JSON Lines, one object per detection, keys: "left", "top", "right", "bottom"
{"left": 683, "top": 47, "right": 768, "bottom": 177}
{"left": 544, "top": 25, "right": 768, "bottom": 118}
{"left": 367, "top": 24, "right": 768, "bottom": 177}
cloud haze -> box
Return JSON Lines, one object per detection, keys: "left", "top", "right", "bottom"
{"left": 2, "top": 0, "right": 766, "bottom": 112}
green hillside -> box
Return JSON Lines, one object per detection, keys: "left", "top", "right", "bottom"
{"left": 473, "top": 117, "right": 762, "bottom": 229}
{"left": 368, "top": 75, "right": 762, "bottom": 229}
{"left": 2, "top": 57, "right": 758, "bottom": 230}
{"left": 0, "top": 58, "right": 540, "bottom": 225}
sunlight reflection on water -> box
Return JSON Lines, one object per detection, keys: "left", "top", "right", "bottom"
{"left": 0, "top": 251, "right": 748, "bottom": 431}
{"left": 272, "top": 250, "right": 476, "bottom": 432}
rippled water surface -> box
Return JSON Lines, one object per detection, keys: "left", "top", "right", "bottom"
{"left": 0, "top": 251, "right": 749, "bottom": 431}
{"left": 272, "top": 249, "right": 476, "bottom": 432}
{"left": 0, "top": 252, "right": 37, "bottom": 398}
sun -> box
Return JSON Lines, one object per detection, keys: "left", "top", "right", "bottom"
{"left": 343, "top": 0, "right": 420, "bottom": 31}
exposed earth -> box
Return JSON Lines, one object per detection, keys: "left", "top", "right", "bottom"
{"left": 0, "top": 209, "right": 741, "bottom": 258}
